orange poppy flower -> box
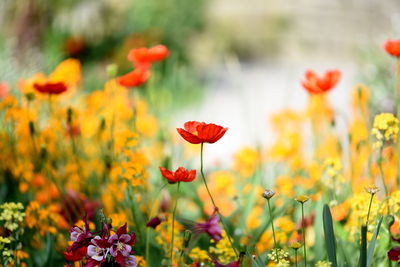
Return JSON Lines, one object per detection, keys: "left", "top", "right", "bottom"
{"left": 301, "top": 70, "right": 341, "bottom": 94}
{"left": 384, "top": 40, "right": 400, "bottom": 57}
{"left": 127, "top": 45, "right": 169, "bottom": 69}
{"left": 117, "top": 68, "right": 150, "bottom": 87}
{"left": 33, "top": 81, "right": 68, "bottom": 95}
{"left": 159, "top": 167, "right": 196, "bottom": 183}
{"left": 177, "top": 121, "right": 228, "bottom": 144}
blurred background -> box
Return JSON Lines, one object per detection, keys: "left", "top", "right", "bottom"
{"left": 1, "top": 0, "right": 400, "bottom": 162}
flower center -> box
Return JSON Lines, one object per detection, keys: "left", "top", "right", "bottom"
{"left": 117, "top": 241, "right": 124, "bottom": 250}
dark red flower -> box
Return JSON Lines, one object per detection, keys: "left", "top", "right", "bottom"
{"left": 177, "top": 121, "right": 228, "bottom": 144}
{"left": 107, "top": 223, "right": 136, "bottom": 266}
{"left": 195, "top": 213, "right": 222, "bottom": 242}
{"left": 384, "top": 40, "right": 400, "bottom": 57}
{"left": 117, "top": 68, "right": 150, "bottom": 87}
{"left": 60, "top": 190, "right": 99, "bottom": 223}
{"left": 301, "top": 70, "right": 341, "bottom": 94}
{"left": 127, "top": 45, "right": 169, "bottom": 69}
{"left": 146, "top": 216, "right": 163, "bottom": 229}
{"left": 388, "top": 247, "right": 400, "bottom": 262}
{"left": 213, "top": 259, "right": 241, "bottom": 267}
{"left": 34, "top": 81, "right": 68, "bottom": 95}
{"left": 159, "top": 167, "right": 196, "bottom": 183}
{"left": 63, "top": 246, "right": 87, "bottom": 262}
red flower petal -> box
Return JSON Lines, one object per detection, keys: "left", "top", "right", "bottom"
{"left": 177, "top": 127, "right": 203, "bottom": 144}
{"left": 118, "top": 68, "right": 150, "bottom": 87}
{"left": 385, "top": 40, "right": 400, "bottom": 57}
{"left": 160, "top": 167, "right": 177, "bottom": 183}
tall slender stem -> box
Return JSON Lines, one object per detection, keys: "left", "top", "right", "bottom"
{"left": 200, "top": 143, "right": 238, "bottom": 257}
{"left": 146, "top": 183, "right": 168, "bottom": 265}
{"left": 378, "top": 147, "right": 390, "bottom": 215}
{"left": 170, "top": 182, "right": 180, "bottom": 264}
{"left": 301, "top": 204, "right": 307, "bottom": 267}
{"left": 366, "top": 193, "right": 375, "bottom": 226}
{"left": 396, "top": 57, "right": 400, "bottom": 189}
{"left": 295, "top": 250, "right": 298, "bottom": 267}
{"left": 267, "top": 199, "right": 277, "bottom": 248}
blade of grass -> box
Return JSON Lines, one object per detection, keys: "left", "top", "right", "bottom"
{"left": 366, "top": 217, "right": 383, "bottom": 267}
{"left": 359, "top": 225, "right": 367, "bottom": 267}
{"left": 323, "top": 204, "right": 338, "bottom": 267}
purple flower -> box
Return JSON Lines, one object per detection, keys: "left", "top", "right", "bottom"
{"left": 108, "top": 233, "right": 132, "bottom": 257}
{"left": 87, "top": 236, "right": 109, "bottom": 262}
{"left": 146, "top": 216, "right": 162, "bottom": 229}
{"left": 107, "top": 223, "right": 136, "bottom": 266}
{"left": 67, "top": 216, "right": 93, "bottom": 254}
{"left": 125, "top": 255, "right": 137, "bottom": 267}
{"left": 195, "top": 213, "right": 222, "bottom": 242}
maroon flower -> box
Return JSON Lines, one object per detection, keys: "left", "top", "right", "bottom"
{"left": 388, "top": 247, "right": 400, "bottom": 262}
{"left": 213, "top": 259, "right": 241, "bottom": 267}
{"left": 107, "top": 223, "right": 136, "bottom": 266}
{"left": 34, "top": 81, "right": 68, "bottom": 95}
{"left": 86, "top": 236, "right": 110, "bottom": 267}
{"left": 65, "top": 216, "right": 93, "bottom": 261}
{"left": 195, "top": 213, "right": 222, "bottom": 242}
{"left": 60, "top": 190, "right": 99, "bottom": 223}
{"left": 146, "top": 216, "right": 163, "bottom": 229}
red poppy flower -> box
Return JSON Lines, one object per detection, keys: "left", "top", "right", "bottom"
{"left": 177, "top": 121, "right": 228, "bottom": 144}
{"left": 384, "top": 40, "right": 400, "bottom": 57}
{"left": 117, "top": 68, "right": 150, "bottom": 87}
{"left": 64, "top": 246, "right": 87, "bottom": 262}
{"left": 127, "top": 45, "right": 169, "bottom": 69}
{"left": 388, "top": 246, "right": 400, "bottom": 262}
{"left": 34, "top": 81, "right": 68, "bottom": 95}
{"left": 159, "top": 166, "right": 196, "bottom": 183}
{"left": 301, "top": 70, "right": 341, "bottom": 94}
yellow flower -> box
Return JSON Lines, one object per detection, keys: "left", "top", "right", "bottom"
{"left": 371, "top": 113, "right": 399, "bottom": 148}
{"left": 189, "top": 247, "right": 210, "bottom": 262}
{"left": 295, "top": 195, "right": 309, "bottom": 204}
{"left": 233, "top": 147, "right": 260, "bottom": 177}
{"left": 316, "top": 260, "right": 332, "bottom": 267}
{"left": 290, "top": 241, "right": 302, "bottom": 249}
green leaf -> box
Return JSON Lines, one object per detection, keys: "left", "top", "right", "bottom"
{"left": 360, "top": 225, "right": 368, "bottom": 267}
{"left": 366, "top": 217, "right": 383, "bottom": 267}
{"left": 246, "top": 251, "right": 263, "bottom": 267}
{"left": 323, "top": 204, "right": 338, "bottom": 267}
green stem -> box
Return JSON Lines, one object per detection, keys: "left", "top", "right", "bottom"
{"left": 145, "top": 183, "right": 168, "bottom": 265}
{"left": 366, "top": 193, "right": 375, "bottom": 226}
{"left": 170, "top": 182, "right": 181, "bottom": 264}
{"left": 378, "top": 146, "right": 390, "bottom": 214}
{"left": 301, "top": 203, "right": 307, "bottom": 267}
{"left": 267, "top": 199, "right": 277, "bottom": 249}
{"left": 396, "top": 57, "right": 400, "bottom": 190}
{"left": 295, "top": 249, "right": 298, "bottom": 267}
{"left": 200, "top": 143, "right": 238, "bottom": 257}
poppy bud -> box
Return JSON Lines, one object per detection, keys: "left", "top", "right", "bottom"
{"left": 160, "top": 192, "right": 170, "bottom": 213}
{"left": 106, "top": 64, "right": 118, "bottom": 78}
{"left": 146, "top": 216, "right": 162, "bottom": 229}
{"left": 29, "top": 121, "right": 35, "bottom": 135}
{"left": 67, "top": 107, "right": 73, "bottom": 124}
{"left": 183, "top": 230, "right": 192, "bottom": 248}
{"left": 262, "top": 189, "right": 275, "bottom": 199}
{"left": 25, "top": 92, "right": 35, "bottom": 102}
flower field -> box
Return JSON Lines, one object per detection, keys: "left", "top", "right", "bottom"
{"left": 1, "top": 2, "right": 400, "bottom": 267}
